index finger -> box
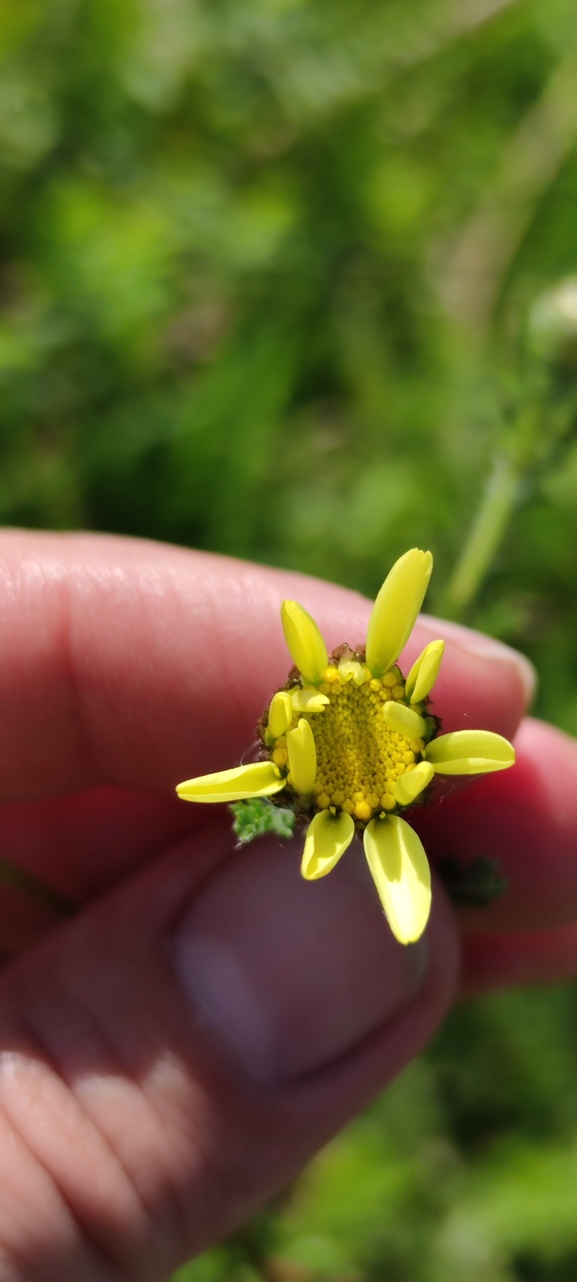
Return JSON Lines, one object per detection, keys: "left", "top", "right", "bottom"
{"left": 0, "top": 531, "right": 534, "bottom": 801}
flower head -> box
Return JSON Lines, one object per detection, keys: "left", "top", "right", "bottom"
{"left": 177, "top": 550, "right": 515, "bottom": 944}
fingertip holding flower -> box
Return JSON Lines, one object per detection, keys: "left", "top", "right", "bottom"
{"left": 176, "top": 548, "right": 515, "bottom": 946}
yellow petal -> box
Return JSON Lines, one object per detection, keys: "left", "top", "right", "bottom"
{"left": 177, "top": 761, "right": 285, "bottom": 803}
{"left": 268, "top": 691, "right": 293, "bottom": 738}
{"left": 280, "top": 600, "right": 328, "bottom": 686}
{"left": 383, "top": 701, "right": 428, "bottom": 740}
{"left": 287, "top": 717, "right": 317, "bottom": 794}
{"left": 393, "top": 761, "right": 435, "bottom": 806}
{"left": 363, "top": 816, "right": 431, "bottom": 944}
{"left": 424, "top": 730, "right": 515, "bottom": 775}
{"left": 301, "top": 810, "right": 355, "bottom": 879}
{"left": 291, "top": 688, "right": 330, "bottom": 713}
{"left": 405, "top": 639, "right": 445, "bottom": 704}
{"left": 338, "top": 659, "right": 366, "bottom": 685}
{"left": 366, "top": 549, "right": 433, "bottom": 678}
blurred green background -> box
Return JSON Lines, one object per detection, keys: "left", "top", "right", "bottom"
{"left": 4, "top": 0, "right": 577, "bottom": 1277}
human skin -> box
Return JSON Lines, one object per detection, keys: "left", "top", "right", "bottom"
{"left": 0, "top": 530, "right": 572, "bottom": 1279}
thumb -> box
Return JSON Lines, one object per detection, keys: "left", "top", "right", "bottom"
{"left": 0, "top": 822, "right": 458, "bottom": 1281}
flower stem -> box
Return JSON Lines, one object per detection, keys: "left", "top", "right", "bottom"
{"left": 441, "top": 453, "right": 520, "bottom": 617}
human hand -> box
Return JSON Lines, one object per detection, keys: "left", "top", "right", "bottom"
{"left": 0, "top": 530, "right": 570, "bottom": 1280}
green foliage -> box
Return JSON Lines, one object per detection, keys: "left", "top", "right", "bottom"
{"left": 3, "top": 0, "right": 577, "bottom": 1278}
{"left": 230, "top": 798, "right": 296, "bottom": 844}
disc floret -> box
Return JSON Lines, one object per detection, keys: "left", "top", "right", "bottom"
{"left": 176, "top": 549, "right": 516, "bottom": 946}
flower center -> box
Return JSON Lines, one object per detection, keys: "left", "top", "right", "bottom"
{"left": 304, "top": 663, "right": 424, "bottom": 822}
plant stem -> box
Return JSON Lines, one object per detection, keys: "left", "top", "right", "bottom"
{"left": 441, "top": 453, "right": 520, "bottom": 617}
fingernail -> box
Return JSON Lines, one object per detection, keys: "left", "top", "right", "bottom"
{"left": 425, "top": 616, "right": 536, "bottom": 706}
{"left": 171, "top": 837, "right": 427, "bottom": 1085}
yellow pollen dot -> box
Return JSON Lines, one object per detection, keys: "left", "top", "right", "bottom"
{"left": 354, "top": 800, "right": 371, "bottom": 820}
{"left": 272, "top": 747, "right": 288, "bottom": 766}
{"left": 383, "top": 671, "right": 397, "bottom": 687}
{"left": 369, "top": 678, "right": 381, "bottom": 692}
{"left": 324, "top": 667, "right": 340, "bottom": 683}
{"left": 410, "top": 738, "right": 425, "bottom": 753}
{"left": 392, "top": 683, "right": 405, "bottom": 699}
{"left": 317, "top": 792, "right": 331, "bottom": 808}
{"left": 380, "top": 793, "right": 396, "bottom": 810}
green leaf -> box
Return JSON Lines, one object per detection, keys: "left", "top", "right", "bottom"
{"left": 230, "top": 798, "right": 296, "bottom": 845}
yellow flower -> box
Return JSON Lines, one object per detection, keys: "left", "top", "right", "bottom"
{"left": 176, "top": 549, "right": 516, "bottom": 945}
